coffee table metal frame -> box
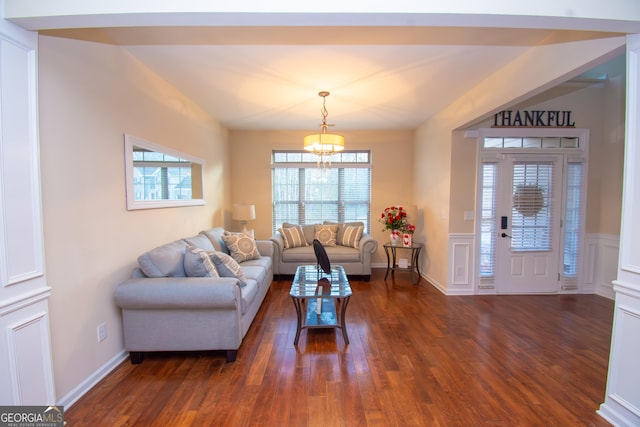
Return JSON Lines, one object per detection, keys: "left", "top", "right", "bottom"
{"left": 290, "top": 265, "right": 352, "bottom": 345}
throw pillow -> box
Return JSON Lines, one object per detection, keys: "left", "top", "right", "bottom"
{"left": 284, "top": 222, "right": 315, "bottom": 245}
{"left": 314, "top": 224, "right": 338, "bottom": 246}
{"left": 221, "top": 232, "right": 261, "bottom": 263}
{"left": 338, "top": 225, "right": 364, "bottom": 248}
{"left": 184, "top": 246, "right": 220, "bottom": 278}
{"left": 209, "top": 251, "right": 248, "bottom": 287}
{"left": 137, "top": 240, "right": 188, "bottom": 278}
{"left": 279, "top": 225, "right": 308, "bottom": 249}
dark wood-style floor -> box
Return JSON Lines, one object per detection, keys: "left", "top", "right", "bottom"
{"left": 65, "top": 269, "right": 614, "bottom": 426}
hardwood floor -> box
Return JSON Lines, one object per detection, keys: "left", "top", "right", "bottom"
{"left": 64, "top": 269, "right": 614, "bottom": 426}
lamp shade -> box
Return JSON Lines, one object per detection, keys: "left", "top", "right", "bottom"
{"left": 232, "top": 204, "right": 256, "bottom": 221}
{"left": 303, "top": 133, "right": 345, "bottom": 155}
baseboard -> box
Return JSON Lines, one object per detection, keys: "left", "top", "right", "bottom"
{"left": 57, "top": 349, "right": 128, "bottom": 409}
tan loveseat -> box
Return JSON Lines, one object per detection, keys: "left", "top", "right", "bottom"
{"left": 269, "top": 222, "right": 377, "bottom": 280}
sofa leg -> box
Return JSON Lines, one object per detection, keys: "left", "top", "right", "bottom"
{"left": 364, "top": 275, "right": 370, "bottom": 282}
{"left": 225, "top": 350, "right": 238, "bottom": 363}
{"left": 129, "top": 351, "right": 144, "bottom": 364}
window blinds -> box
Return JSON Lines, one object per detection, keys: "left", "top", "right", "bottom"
{"left": 272, "top": 151, "right": 371, "bottom": 234}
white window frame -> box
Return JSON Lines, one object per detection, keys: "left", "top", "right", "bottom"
{"left": 271, "top": 150, "right": 372, "bottom": 234}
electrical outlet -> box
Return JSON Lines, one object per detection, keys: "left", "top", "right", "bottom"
{"left": 97, "top": 323, "right": 107, "bottom": 342}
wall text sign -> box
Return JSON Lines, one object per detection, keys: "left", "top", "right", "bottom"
{"left": 493, "top": 110, "right": 575, "bottom": 128}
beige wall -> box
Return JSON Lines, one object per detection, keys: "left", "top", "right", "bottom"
{"left": 229, "top": 129, "right": 414, "bottom": 264}
{"left": 413, "top": 37, "right": 625, "bottom": 290}
{"left": 38, "top": 36, "right": 229, "bottom": 401}
{"left": 448, "top": 62, "right": 626, "bottom": 237}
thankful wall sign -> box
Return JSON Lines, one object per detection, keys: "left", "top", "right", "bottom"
{"left": 493, "top": 110, "right": 575, "bottom": 128}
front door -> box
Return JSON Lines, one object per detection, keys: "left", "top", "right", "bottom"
{"left": 496, "top": 154, "right": 563, "bottom": 293}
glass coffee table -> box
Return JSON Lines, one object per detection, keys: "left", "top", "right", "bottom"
{"left": 290, "top": 265, "right": 352, "bottom": 345}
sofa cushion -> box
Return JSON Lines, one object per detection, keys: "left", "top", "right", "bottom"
{"left": 280, "top": 246, "right": 319, "bottom": 263}
{"left": 222, "top": 232, "right": 261, "bottom": 263}
{"left": 209, "top": 251, "right": 248, "bottom": 287}
{"left": 279, "top": 225, "right": 308, "bottom": 249}
{"left": 200, "top": 228, "right": 229, "bottom": 253}
{"left": 240, "top": 256, "right": 272, "bottom": 271}
{"left": 183, "top": 234, "right": 215, "bottom": 251}
{"left": 314, "top": 224, "right": 338, "bottom": 246}
{"left": 138, "top": 240, "right": 189, "bottom": 278}
{"left": 338, "top": 224, "right": 364, "bottom": 248}
{"left": 325, "top": 245, "right": 361, "bottom": 262}
{"left": 184, "top": 246, "right": 220, "bottom": 278}
{"left": 241, "top": 265, "right": 267, "bottom": 287}
{"left": 240, "top": 279, "right": 259, "bottom": 314}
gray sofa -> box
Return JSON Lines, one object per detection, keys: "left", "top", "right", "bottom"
{"left": 114, "top": 227, "right": 273, "bottom": 364}
{"left": 269, "top": 222, "right": 377, "bottom": 280}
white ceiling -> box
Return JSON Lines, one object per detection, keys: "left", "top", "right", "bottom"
{"left": 37, "top": 25, "right": 626, "bottom": 132}
{"left": 6, "top": 3, "right": 639, "bottom": 132}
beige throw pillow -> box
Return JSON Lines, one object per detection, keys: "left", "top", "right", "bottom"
{"left": 314, "top": 224, "right": 338, "bottom": 246}
{"left": 221, "top": 232, "right": 261, "bottom": 263}
{"left": 279, "top": 225, "right": 308, "bottom": 249}
{"left": 338, "top": 225, "right": 364, "bottom": 248}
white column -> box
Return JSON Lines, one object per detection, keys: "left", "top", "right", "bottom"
{"left": 598, "top": 33, "right": 640, "bottom": 427}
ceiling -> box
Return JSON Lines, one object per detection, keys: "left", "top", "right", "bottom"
{"left": 39, "top": 25, "right": 626, "bottom": 131}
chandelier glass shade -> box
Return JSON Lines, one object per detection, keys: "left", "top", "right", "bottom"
{"left": 304, "top": 91, "right": 344, "bottom": 165}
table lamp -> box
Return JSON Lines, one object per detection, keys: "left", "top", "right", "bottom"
{"left": 232, "top": 204, "right": 256, "bottom": 234}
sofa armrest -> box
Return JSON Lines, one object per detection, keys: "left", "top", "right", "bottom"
{"left": 255, "top": 239, "right": 274, "bottom": 258}
{"left": 359, "top": 233, "right": 378, "bottom": 257}
{"left": 114, "top": 277, "right": 242, "bottom": 310}
{"left": 268, "top": 233, "right": 284, "bottom": 269}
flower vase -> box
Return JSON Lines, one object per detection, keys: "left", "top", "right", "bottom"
{"left": 389, "top": 229, "right": 401, "bottom": 245}
{"left": 403, "top": 233, "right": 413, "bottom": 247}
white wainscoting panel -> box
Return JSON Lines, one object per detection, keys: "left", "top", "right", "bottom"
{"left": 448, "top": 234, "right": 475, "bottom": 295}
{"left": 0, "top": 27, "right": 43, "bottom": 289}
{"left": 0, "top": 17, "right": 55, "bottom": 405}
{"left": 598, "top": 282, "right": 640, "bottom": 426}
{"left": 0, "top": 290, "right": 54, "bottom": 404}
{"left": 584, "top": 234, "right": 620, "bottom": 300}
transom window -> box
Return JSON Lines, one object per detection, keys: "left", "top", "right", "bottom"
{"left": 483, "top": 136, "right": 580, "bottom": 149}
{"left": 271, "top": 151, "right": 371, "bottom": 234}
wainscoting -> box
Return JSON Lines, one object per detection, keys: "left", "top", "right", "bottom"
{"left": 447, "top": 233, "right": 619, "bottom": 297}
{"left": 0, "top": 19, "right": 55, "bottom": 404}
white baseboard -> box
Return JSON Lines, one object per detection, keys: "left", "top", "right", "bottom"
{"left": 57, "top": 350, "right": 128, "bottom": 409}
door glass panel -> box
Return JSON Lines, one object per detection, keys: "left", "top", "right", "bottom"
{"left": 563, "top": 162, "right": 583, "bottom": 278}
{"left": 511, "top": 162, "right": 554, "bottom": 251}
{"left": 480, "top": 163, "right": 498, "bottom": 278}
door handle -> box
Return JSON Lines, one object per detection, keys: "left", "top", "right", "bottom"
{"left": 501, "top": 232, "right": 511, "bottom": 238}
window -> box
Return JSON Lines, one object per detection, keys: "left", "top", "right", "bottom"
{"left": 510, "top": 162, "right": 554, "bottom": 252}
{"left": 479, "top": 163, "right": 498, "bottom": 281}
{"left": 272, "top": 151, "right": 371, "bottom": 233}
{"left": 124, "top": 134, "right": 205, "bottom": 210}
{"left": 562, "top": 160, "right": 585, "bottom": 289}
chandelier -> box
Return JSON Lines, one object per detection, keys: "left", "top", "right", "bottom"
{"left": 303, "top": 91, "right": 344, "bottom": 167}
